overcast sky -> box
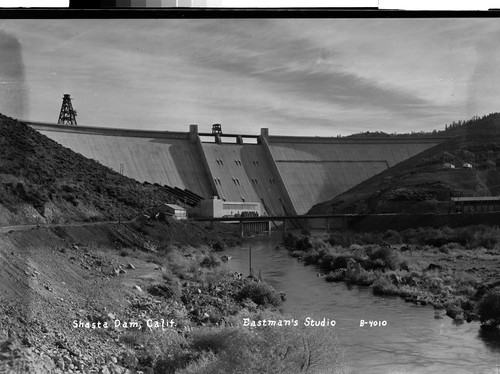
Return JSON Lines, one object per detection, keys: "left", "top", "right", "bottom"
{"left": 0, "top": 18, "right": 499, "bottom": 136}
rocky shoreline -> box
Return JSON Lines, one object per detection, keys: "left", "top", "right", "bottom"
{"left": 281, "top": 228, "right": 500, "bottom": 328}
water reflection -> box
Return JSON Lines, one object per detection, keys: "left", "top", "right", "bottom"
{"left": 478, "top": 329, "right": 500, "bottom": 353}
{"left": 220, "top": 233, "right": 500, "bottom": 374}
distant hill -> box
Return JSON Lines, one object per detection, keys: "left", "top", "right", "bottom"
{"left": 0, "top": 114, "right": 179, "bottom": 225}
{"left": 310, "top": 113, "right": 500, "bottom": 215}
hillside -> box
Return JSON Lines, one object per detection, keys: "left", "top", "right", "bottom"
{"left": 310, "top": 113, "right": 500, "bottom": 215}
{"left": 0, "top": 113, "right": 301, "bottom": 373}
{"left": 0, "top": 114, "right": 180, "bottom": 225}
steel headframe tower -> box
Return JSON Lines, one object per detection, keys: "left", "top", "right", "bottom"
{"left": 58, "top": 94, "right": 78, "bottom": 125}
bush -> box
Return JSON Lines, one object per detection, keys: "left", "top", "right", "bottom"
{"left": 359, "top": 231, "right": 383, "bottom": 244}
{"left": 200, "top": 254, "right": 220, "bottom": 268}
{"left": 325, "top": 270, "right": 345, "bottom": 282}
{"left": 318, "top": 253, "right": 351, "bottom": 272}
{"left": 295, "top": 236, "right": 313, "bottom": 251}
{"left": 190, "top": 328, "right": 242, "bottom": 354}
{"left": 318, "top": 253, "right": 336, "bottom": 271}
{"left": 302, "top": 250, "right": 320, "bottom": 265}
{"left": 478, "top": 289, "right": 500, "bottom": 329}
{"left": 185, "top": 315, "right": 348, "bottom": 374}
{"left": 167, "top": 250, "right": 197, "bottom": 279}
{"left": 147, "top": 282, "right": 181, "bottom": 301}
{"left": 367, "top": 246, "right": 400, "bottom": 270}
{"left": 354, "top": 271, "right": 376, "bottom": 286}
{"left": 327, "top": 231, "right": 356, "bottom": 247}
{"left": 120, "top": 249, "right": 130, "bottom": 257}
{"left": 367, "top": 247, "right": 401, "bottom": 270}
{"left": 383, "top": 229, "right": 402, "bottom": 244}
{"left": 309, "top": 237, "right": 330, "bottom": 251}
{"left": 282, "top": 232, "right": 299, "bottom": 248}
{"left": 211, "top": 240, "right": 226, "bottom": 251}
{"left": 373, "top": 276, "right": 399, "bottom": 295}
{"left": 236, "top": 282, "right": 283, "bottom": 308}
{"left": 474, "top": 234, "right": 499, "bottom": 250}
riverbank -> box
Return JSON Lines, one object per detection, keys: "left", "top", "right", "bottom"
{"left": 0, "top": 220, "right": 347, "bottom": 373}
{"left": 281, "top": 226, "right": 500, "bottom": 328}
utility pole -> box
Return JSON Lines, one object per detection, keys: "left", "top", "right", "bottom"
{"left": 118, "top": 163, "right": 123, "bottom": 224}
{"left": 249, "top": 246, "right": 252, "bottom": 277}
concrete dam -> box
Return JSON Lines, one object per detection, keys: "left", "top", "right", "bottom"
{"left": 26, "top": 122, "right": 446, "bottom": 215}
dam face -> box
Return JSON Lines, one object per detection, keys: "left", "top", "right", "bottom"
{"left": 27, "top": 122, "right": 445, "bottom": 215}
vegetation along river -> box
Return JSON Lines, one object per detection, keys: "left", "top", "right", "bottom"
{"left": 220, "top": 232, "right": 500, "bottom": 374}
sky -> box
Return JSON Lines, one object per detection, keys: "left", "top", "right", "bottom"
{"left": 1, "top": 18, "right": 500, "bottom": 136}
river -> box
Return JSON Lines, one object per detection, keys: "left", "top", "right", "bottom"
{"left": 220, "top": 232, "right": 500, "bottom": 374}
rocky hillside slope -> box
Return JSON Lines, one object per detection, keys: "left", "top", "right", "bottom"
{"left": 311, "top": 113, "right": 500, "bottom": 215}
{"left": 0, "top": 220, "right": 248, "bottom": 374}
{"left": 0, "top": 114, "right": 179, "bottom": 225}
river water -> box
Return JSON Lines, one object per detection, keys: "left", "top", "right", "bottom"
{"left": 220, "top": 232, "right": 500, "bottom": 374}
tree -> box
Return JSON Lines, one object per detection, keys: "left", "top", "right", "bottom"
{"left": 478, "top": 289, "right": 500, "bottom": 330}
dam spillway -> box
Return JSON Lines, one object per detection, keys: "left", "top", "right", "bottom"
{"left": 26, "top": 122, "right": 446, "bottom": 215}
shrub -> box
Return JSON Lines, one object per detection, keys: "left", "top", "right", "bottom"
{"left": 325, "top": 270, "right": 345, "bottom": 282}
{"left": 147, "top": 282, "right": 181, "bottom": 301}
{"left": 200, "top": 254, "right": 220, "bottom": 268}
{"left": 349, "top": 243, "right": 364, "bottom": 252}
{"left": 474, "top": 234, "right": 498, "bottom": 250}
{"left": 359, "top": 231, "right": 383, "bottom": 244}
{"left": 186, "top": 316, "right": 348, "bottom": 374}
{"left": 332, "top": 255, "right": 351, "bottom": 271}
{"left": 309, "top": 237, "right": 330, "bottom": 251}
{"left": 302, "top": 250, "right": 320, "bottom": 265}
{"left": 236, "top": 282, "right": 283, "bottom": 308}
{"left": 120, "top": 249, "right": 130, "bottom": 257}
{"left": 176, "top": 351, "right": 217, "bottom": 374}
{"left": 367, "top": 246, "right": 400, "bottom": 270}
{"left": 354, "top": 271, "right": 376, "bottom": 286}
{"left": 318, "top": 254, "right": 351, "bottom": 272}
{"left": 318, "top": 253, "right": 336, "bottom": 272}
{"left": 478, "top": 289, "right": 500, "bottom": 329}
{"left": 327, "top": 231, "right": 356, "bottom": 247}
{"left": 162, "top": 268, "right": 176, "bottom": 282}
{"left": 373, "top": 277, "right": 399, "bottom": 296}
{"left": 282, "top": 232, "right": 299, "bottom": 249}
{"left": 167, "top": 250, "right": 197, "bottom": 279}
{"left": 295, "top": 236, "right": 313, "bottom": 251}
{"left": 211, "top": 240, "right": 226, "bottom": 251}
{"left": 190, "top": 328, "right": 242, "bottom": 354}
{"left": 383, "top": 229, "right": 402, "bottom": 244}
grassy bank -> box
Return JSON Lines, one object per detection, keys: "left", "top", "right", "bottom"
{"left": 117, "top": 225, "right": 348, "bottom": 373}
{"left": 120, "top": 260, "right": 348, "bottom": 374}
{"left": 282, "top": 226, "right": 500, "bottom": 328}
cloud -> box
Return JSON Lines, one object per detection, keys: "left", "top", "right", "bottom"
{"left": 465, "top": 28, "right": 500, "bottom": 118}
{"left": 177, "top": 20, "right": 438, "bottom": 123}
{"left": 3, "top": 19, "right": 500, "bottom": 135}
{"left": 0, "top": 30, "right": 28, "bottom": 119}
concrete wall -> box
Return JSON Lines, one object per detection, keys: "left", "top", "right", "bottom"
{"left": 29, "top": 122, "right": 214, "bottom": 198}
{"left": 27, "top": 122, "right": 445, "bottom": 215}
{"left": 268, "top": 137, "right": 442, "bottom": 214}
{"left": 201, "top": 142, "right": 288, "bottom": 216}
